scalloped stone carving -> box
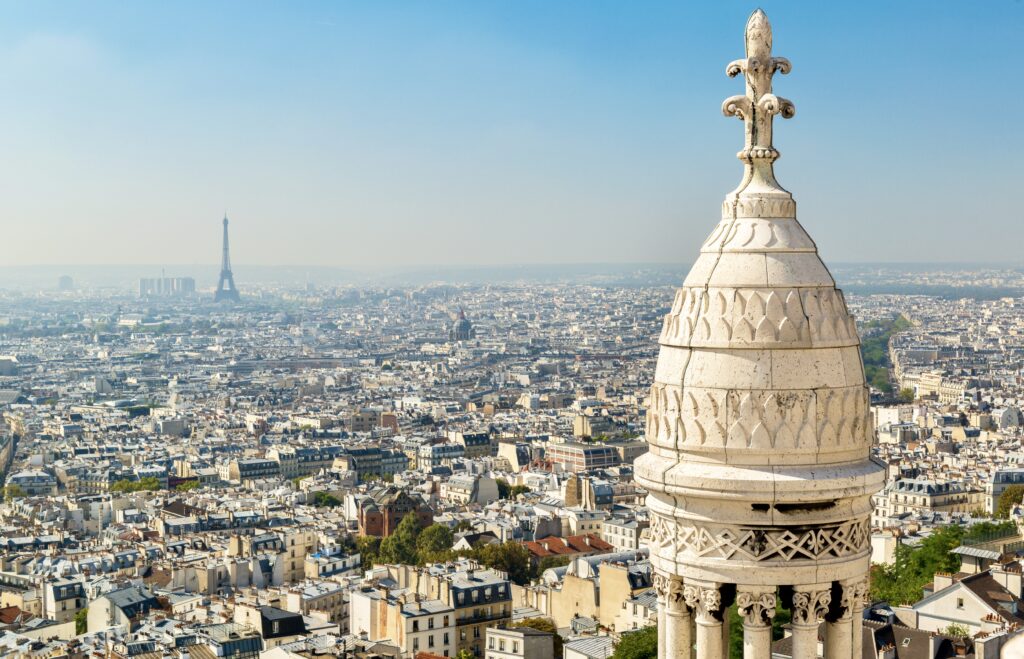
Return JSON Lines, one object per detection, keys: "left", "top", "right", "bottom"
{"left": 659, "top": 287, "right": 858, "bottom": 349}
{"left": 647, "top": 384, "right": 869, "bottom": 453}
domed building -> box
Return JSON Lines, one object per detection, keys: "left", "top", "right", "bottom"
{"left": 633, "top": 11, "right": 885, "bottom": 659}
{"left": 449, "top": 308, "right": 476, "bottom": 342}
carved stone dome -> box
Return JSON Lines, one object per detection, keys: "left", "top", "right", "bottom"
{"left": 634, "top": 10, "right": 885, "bottom": 659}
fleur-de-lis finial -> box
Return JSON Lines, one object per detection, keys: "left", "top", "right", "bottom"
{"left": 722, "top": 9, "right": 794, "bottom": 194}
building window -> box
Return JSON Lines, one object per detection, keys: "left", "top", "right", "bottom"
{"left": 413, "top": 620, "right": 419, "bottom": 632}
{"left": 957, "top": 598, "right": 964, "bottom": 609}
{"left": 513, "top": 641, "right": 519, "bottom": 653}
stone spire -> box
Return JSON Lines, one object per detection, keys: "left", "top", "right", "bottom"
{"left": 635, "top": 10, "right": 884, "bottom": 659}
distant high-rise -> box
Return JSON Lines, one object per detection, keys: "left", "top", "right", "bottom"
{"left": 56, "top": 275, "right": 74, "bottom": 292}
{"left": 214, "top": 215, "right": 240, "bottom": 303}
{"left": 140, "top": 277, "right": 196, "bottom": 298}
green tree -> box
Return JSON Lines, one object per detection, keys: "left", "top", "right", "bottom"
{"left": 997, "top": 485, "right": 1024, "bottom": 518}
{"left": 898, "top": 388, "right": 915, "bottom": 403}
{"left": 110, "top": 476, "right": 162, "bottom": 494}
{"left": 496, "top": 478, "right": 511, "bottom": 500}
{"left": 870, "top": 525, "right": 964, "bottom": 604}
{"left": 534, "top": 555, "right": 571, "bottom": 578}
{"left": 3, "top": 484, "right": 26, "bottom": 502}
{"left": 513, "top": 617, "right": 563, "bottom": 656}
{"left": 416, "top": 524, "right": 454, "bottom": 563}
{"left": 312, "top": 492, "right": 342, "bottom": 508}
{"left": 379, "top": 514, "right": 421, "bottom": 565}
{"left": 944, "top": 623, "right": 969, "bottom": 639}
{"left": 510, "top": 484, "right": 531, "bottom": 498}
{"left": 612, "top": 625, "right": 657, "bottom": 659}
{"left": 964, "top": 520, "right": 1017, "bottom": 541}
{"left": 471, "top": 541, "right": 532, "bottom": 586}
{"left": 356, "top": 535, "right": 382, "bottom": 567}
{"left": 454, "top": 650, "right": 475, "bottom": 659}
{"left": 74, "top": 608, "right": 88, "bottom": 635}
{"left": 175, "top": 481, "right": 200, "bottom": 492}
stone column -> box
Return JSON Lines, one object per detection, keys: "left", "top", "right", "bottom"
{"left": 851, "top": 579, "right": 868, "bottom": 659}
{"left": 790, "top": 585, "right": 831, "bottom": 659}
{"left": 686, "top": 583, "right": 725, "bottom": 659}
{"left": 653, "top": 573, "right": 667, "bottom": 654}
{"left": 737, "top": 587, "right": 776, "bottom": 659}
{"left": 825, "top": 580, "right": 858, "bottom": 658}
{"left": 657, "top": 574, "right": 691, "bottom": 658}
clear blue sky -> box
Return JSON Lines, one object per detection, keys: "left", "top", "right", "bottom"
{"left": 0, "top": 1, "right": 1019, "bottom": 268}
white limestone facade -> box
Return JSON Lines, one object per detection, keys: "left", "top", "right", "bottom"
{"left": 634, "top": 10, "right": 886, "bottom": 659}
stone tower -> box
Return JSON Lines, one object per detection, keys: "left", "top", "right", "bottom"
{"left": 634, "top": 10, "right": 885, "bottom": 659}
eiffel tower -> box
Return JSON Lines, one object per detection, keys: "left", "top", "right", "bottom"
{"left": 214, "top": 215, "right": 240, "bottom": 302}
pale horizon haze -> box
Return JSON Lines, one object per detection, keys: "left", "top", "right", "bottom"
{"left": 0, "top": 1, "right": 1020, "bottom": 268}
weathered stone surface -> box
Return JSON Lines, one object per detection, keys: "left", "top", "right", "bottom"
{"left": 638, "top": 11, "right": 884, "bottom": 658}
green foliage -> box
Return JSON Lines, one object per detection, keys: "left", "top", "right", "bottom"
{"left": 454, "top": 519, "right": 474, "bottom": 532}
{"left": 964, "top": 520, "right": 1017, "bottom": 541}
{"left": 728, "top": 601, "right": 790, "bottom": 657}
{"left": 612, "top": 624, "right": 657, "bottom": 659}
{"left": 898, "top": 388, "right": 915, "bottom": 403}
{"left": 74, "top": 607, "right": 88, "bottom": 635}
{"left": 175, "top": 480, "right": 200, "bottom": 492}
{"left": 110, "top": 477, "right": 161, "bottom": 493}
{"left": 291, "top": 475, "right": 310, "bottom": 488}
{"left": 497, "top": 479, "right": 531, "bottom": 500}
{"left": 455, "top": 650, "right": 475, "bottom": 659}
{"left": 944, "top": 623, "right": 970, "bottom": 639}
{"left": 535, "top": 555, "right": 571, "bottom": 576}
{"left": 463, "top": 541, "right": 532, "bottom": 586}
{"left": 997, "top": 485, "right": 1024, "bottom": 519}
{"left": 870, "top": 525, "right": 964, "bottom": 604}
{"left": 510, "top": 484, "right": 531, "bottom": 497}
{"left": 2, "top": 484, "right": 26, "bottom": 502}
{"left": 860, "top": 314, "right": 911, "bottom": 393}
{"left": 416, "top": 524, "right": 454, "bottom": 563}
{"left": 513, "top": 617, "right": 563, "bottom": 656}
{"left": 312, "top": 492, "right": 342, "bottom": 508}
{"left": 379, "top": 514, "right": 422, "bottom": 565}
{"left": 355, "top": 535, "right": 382, "bottom": 567}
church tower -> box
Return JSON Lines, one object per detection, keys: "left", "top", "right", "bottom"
{"left": 634, "top": 11, "right": 885, "bottom": 659}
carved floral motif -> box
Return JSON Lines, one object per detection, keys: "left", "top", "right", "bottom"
{"left": 792, "top": 588, "right": 831, "bottom": 625}
{"left": 737, "top": 590, "right": 777, "bottom": 626}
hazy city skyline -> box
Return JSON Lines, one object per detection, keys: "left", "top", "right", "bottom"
{"left": 1, "top": 1, "right": 1020, "bottom": 268}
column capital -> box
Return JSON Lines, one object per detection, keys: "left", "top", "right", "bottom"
{"left": 791, "top": 584, "right": 831, "bottom": 626}
{"left": 849, "top": 577, "right": 869, "bottom": 611}
{"left": 736, "top": 587, "right": 777, "bottom": 627}
{"left": 655, "top": 573, "right": 690, "bottom": 615}
{"left": 684, "top": 582, "right": 722, "bottom": 618}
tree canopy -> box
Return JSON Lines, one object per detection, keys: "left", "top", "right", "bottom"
{"left": 513, "top": 617, "right": 563, "bottom": 656}
{"left": 997, "top": 485, "right": 1024, "bottom": 518}
{"left": 612, "top": 625, "right": 657, "bottom": 659}
{"left": 379, "top": 514, "right": 421, "bottom": 565}
{"left": 110, "top": 477, "right": 162, "bottom": 493}
{"left": 416, "top": 523, "right": 455, "bottom": 563}
{"left": 870, "top": 525, "right": 964, "bottom": 604}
